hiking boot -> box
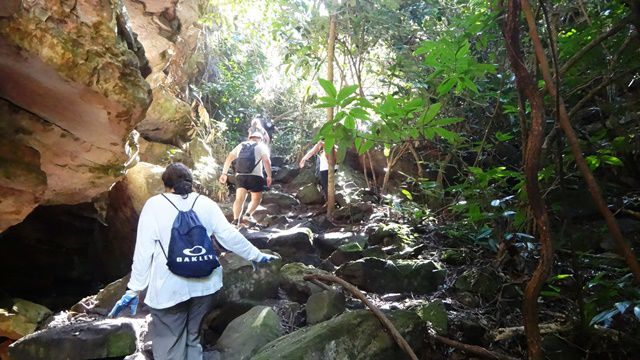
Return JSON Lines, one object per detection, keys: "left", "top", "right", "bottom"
{"left": 245, "top": 215, "right": 260, "bottom": 227}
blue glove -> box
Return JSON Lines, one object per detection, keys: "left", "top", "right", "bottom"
{"left": 108, "top": 290, "right": 139, "bottom": 317}
{"left": 251, "top": 253, "right": 278, "bottom": 271}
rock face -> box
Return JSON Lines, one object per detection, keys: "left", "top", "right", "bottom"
{"left": 252, "top": 310, "right": 425, "bottom": 360}
{"left": 125, "top": 0, "right": 206, "bottom": 146}
{"left": 0, "top": 0, "right": 152, "bottom": 232}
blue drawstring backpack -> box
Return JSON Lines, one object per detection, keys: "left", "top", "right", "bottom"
{"left": 158, "top": 194, "right": 220, "bottom": 278}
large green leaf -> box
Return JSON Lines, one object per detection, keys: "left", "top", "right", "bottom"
{"left": 318, "top": 78, "right": 337, "bottom": 98}
{"left": 337, "top": 84, "right": 359, "bottom": 103}
{"left": 349, "top": 107, "right": 370, "bottom": 120}
{"left": 420, "top": 102, "right": 442, "bottom": 126}
{"left": 431, "top": 117, "right": 463, "bottom": 127}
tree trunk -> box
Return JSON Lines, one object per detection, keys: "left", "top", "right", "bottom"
{"left": 521, "top": 0, "right": 640, "bottom": 282}
{"left": 325, "top": 0, "right": 338, "bottom": 217}
{"left": 502, "top": 1, "right": 555, "bottom": 359}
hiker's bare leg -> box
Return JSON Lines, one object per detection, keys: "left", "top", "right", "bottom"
{"left": 233, "top": 187, "right": 249, "bottom": 221}
{"left": 246, "top": 192, "right": 263, "bottom": 216}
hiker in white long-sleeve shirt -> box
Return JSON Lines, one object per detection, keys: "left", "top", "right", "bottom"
{"left": 109, "top": 163, "right": 277, "bottom": 360}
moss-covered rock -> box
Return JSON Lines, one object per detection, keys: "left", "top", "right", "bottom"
{"left": 305, "top": 290, "right": 345, "bottom": 325}
{"left": 136, "top": 83, "right": 194, "bottom": 147}
{"left": 336, "top": 257, "right": 446, "bottom": 294}
{"left": 280, "top": 263, "right": 331, "bottom": 302}
{"left": 0, "top": 298, "right": 52, "bottom": 340}
{"left": 8, "top": 319, "right": 140, "bottom": 360}
{"left": 297, "top": 183, "right": 324, "bottom": 205}
{"left": 416, "top": 300, "right": 448, "bottom": 334}
{"left": 453, "top": 267, "right": 501, "bottom": 302}
{"left": 252, "top": 310, "right": 425, "bottom": 360}
{"left": 214, "top": 306, "right": 283, "bottom": 360}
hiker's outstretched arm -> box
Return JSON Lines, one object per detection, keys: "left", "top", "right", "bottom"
{"left": 298, "top": 142, "right": 322, "bottom": 168}
{"left": 218, "top": 151, "right": 237, "bottom": 183}
{"left": 209, "top": 202, "right": 262, "bottom": 261}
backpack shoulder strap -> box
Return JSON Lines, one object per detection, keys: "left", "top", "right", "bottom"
{"left": 161, "top": 193, "right": 180, "bottom": 211}
{"left": 190, "top": 194, "right": 201, "bottom": 210}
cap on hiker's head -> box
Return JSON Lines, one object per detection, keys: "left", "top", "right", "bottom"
{"left": 249, "top": 131, "right": 263, "bottom": 139}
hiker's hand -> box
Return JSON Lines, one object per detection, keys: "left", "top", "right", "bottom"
{"left": 218, "top": 174, "right": 228, "bottom": 184}
{"left": 266, "top": 175, "right": 272, "bottom": 187}
{"left": 298, "top": 159, "right": 305, "bottom": 168}
{"left": 256, "top": 253, "right": 278, "bottom": 263}
{"left": 108, "top": 290, "right": 139, "bottom": 317}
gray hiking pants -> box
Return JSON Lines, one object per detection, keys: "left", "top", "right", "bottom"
{"left": 149, "top": 293, "right": 216, "bottom": 360}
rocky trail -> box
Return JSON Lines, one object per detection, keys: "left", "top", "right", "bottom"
{"left": 3, "top": 153, "right": 636, "bottom": 360}
{"left": 3, "top": 157, "right": 536, "bottom": 360}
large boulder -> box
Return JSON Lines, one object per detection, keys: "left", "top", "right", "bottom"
{"left": 0, "top": 0, "right": 152, "bottom": 231}
{"left": 135, "top": 75, "right": 194, "bottom": 146}
{"left": 252, "top": 310, "right": 425, "bottom": 360}
{"left": 296, "top": 184, "right": 324, "bottom": 205}
{"left": 273, "top": 165, "right": 300, "bottom": 184}
{"left": 214, "top": 306, "right": 283, "bottom": 360}
{"left": 217, "top": 252, "right": 281, "bottom": 303}
{"left": 8, "top": 318, "right": 143, "bottom": 360}
{"left": 261, "top": 191, "right": 300, "bottom": 210}
{"left": 315, "top": 232, "right": 368, "bottom": 255}
{"left": 280, "top": 263, "right": 332, "bottom": 302}
{"left": 0, "top": 299, "right": 52, "bottom": 340}
{"left": 336, "top": 258, "right": 446, "bottom": 294}
{"left": 267, "top": 228, "right": 318, "bottom": 264}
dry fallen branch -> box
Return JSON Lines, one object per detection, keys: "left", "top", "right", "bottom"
{"left": 305, "top": 274, "right": 519, "bottom": 360}
{"left": 432, "top": 334, "right": 520, "bottom": 360}
{"left": 490, "top": 321, "right": 574, "bottom": 341}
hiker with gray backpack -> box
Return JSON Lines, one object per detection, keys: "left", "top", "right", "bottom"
{"left": 109, "top": 163, "right": 277, "bottom": 360}
{"left": 219, "top": 131, "right": 272, "bottom": 226}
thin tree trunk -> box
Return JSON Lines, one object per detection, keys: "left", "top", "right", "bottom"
{"left": 325, "top": 0, "right": 337, "bottom": 217}
{"left": 368, "top": 151, "right": 378, "bottom": 189}
{"left": 502, "top": 1, "right": 555, "bottom": 359}
{"left": 521, "top": 0, "right": 640, "bottom": 282}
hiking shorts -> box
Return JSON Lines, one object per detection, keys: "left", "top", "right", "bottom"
{"left": 236, "top": 174, "right": 266, "bottom": 192}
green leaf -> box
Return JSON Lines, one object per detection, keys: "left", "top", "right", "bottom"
{"left": 336, "top": 140, "right": 348, "bottom": 163}
{"left": 344, "top": 115, "right": 356, "bottom": 129}
{"left": 432, "top": 127, "right": 459, "bottom": 143}
{"left": 318, "top": 78, "right": 337, "bottom": 98}
{"left": 601, "top": 155, "right": 623, "bottom": 167}
{"left": 334, "top": 111, "right": 347, "bottom": 123}
{"left": 420, "top": 102, "right": 442, "bottom": 125}
{"left": 383, "top": 144, "right": 391, "bottom": 157}
{"left": 324, "top": 134, "right": 335, "bottom": 153}
{"left": 614, "top": 301, "right": 631, "bottom": 314}
{"left": 437, "top": 78, "right": 457, "bottom": 96}
{"left": 349, "top": 107, "right": 369, "bottom": 120}
{"left": 337, "top": 85, "right": 359, "bottom": 103}
{"left": 590, "top": 308, "right": 619, "bottom": 326}
{"left": 541, "top": 291, "right": 561, "bottom": 298}
{"left": 431, "top": 117, "right": 463, "bottom": 127}
{"left": 401, "top": 189, "right": 413, "bottom": 200}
